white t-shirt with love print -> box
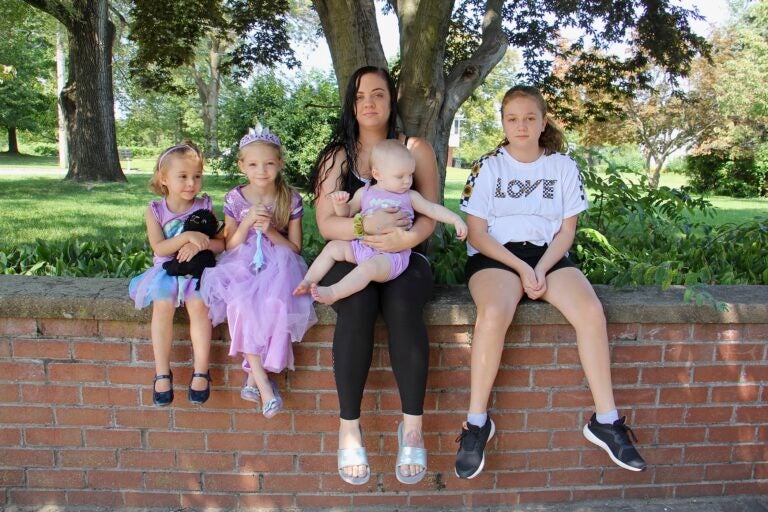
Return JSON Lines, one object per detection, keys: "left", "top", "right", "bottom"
{"left": 459, "top": 147, "right": 588, "bottom": 256}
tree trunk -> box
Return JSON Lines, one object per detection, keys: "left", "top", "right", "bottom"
{"left": 7, "top": 126, "right": 19, "bottom": 154}
{"left": 314, "top": 0, "right": 507, "bottom": 202}
{"left": 56, "top": 24, "right": 68, "bottom": 170}
{"left": 193, "top": 36, "right": 223, "bottom": 157}
{"left": 24, "top": 0, "right": 125, "bottom": 182}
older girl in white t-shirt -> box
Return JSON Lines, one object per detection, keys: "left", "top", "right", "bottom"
{"left": 453, "top": 85, "right": 646, "bottom": 480}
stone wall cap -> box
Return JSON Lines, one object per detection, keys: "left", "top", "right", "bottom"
{"left": 1, "top": 275, "right": 767, "bottom": 325}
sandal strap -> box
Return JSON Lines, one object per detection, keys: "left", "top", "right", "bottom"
{"left": 338, "top": 446, "right": 369, "bottom": 470}
{"left": 153, "top": 374, "right": 172, "bottom": 382}
{"left": 396, "top": 446, "right": 427, "bottom": 467}
{"left": 191, "top": 372, "right": 211, "bottom": 382}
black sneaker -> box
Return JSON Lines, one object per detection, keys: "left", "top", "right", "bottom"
{"left": 454, "top": 416, "right": 495, "bottom": 479}
{"left": 583, "top": 413, "right": 646, "bottom": 471}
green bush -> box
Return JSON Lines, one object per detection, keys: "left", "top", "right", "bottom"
{"left": 686, "top": 149, "right": 768, "bottom": 198}
{"left": 32, "top": 143, "right": 58, "bottom": 157}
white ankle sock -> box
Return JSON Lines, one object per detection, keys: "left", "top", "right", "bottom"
{"left": 596, "top": 410, "right": 619, "bottom": 424}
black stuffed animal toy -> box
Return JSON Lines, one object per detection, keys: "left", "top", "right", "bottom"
{"left": 162, "top": 208, "right": 221, "bottom": 289}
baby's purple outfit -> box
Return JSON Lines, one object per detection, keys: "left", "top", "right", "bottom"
{"left": 351, "top": 185, "right": 415, "bottom": 281}
{"left": 128, "top": 194, "right": 212, "bottom": 308}
{"left": 201, "top": 186, "right": 317, "bottom": 373}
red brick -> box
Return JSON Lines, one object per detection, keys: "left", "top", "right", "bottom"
{"left": 607, "top": 323, "right": 639, "bottom": 341}
{"left": 82, "top": 386, "right": 139, "bottom": 406}
{"left": 48, "top": 362, "right": 106, "bottom": 382}
{"left": 684, "top": 445, "right": 733, "bottom": 463}
{"left": 123, "top": 491, "right": 181, "bottom": 509}
{"left": 72, "top": 341, "right": 131, "bottom": 361}
{"left": 716, "top": 343, "right": 764, "bottom": 361}
{"left": 496, "top": 470, "right": 549, "bottom": 489}
{"left": 501, "top": 346, "right": 554, "bottom": 365}
{"left": 99, "top": 320, "right": 150, "bottom": 339}
{"left": 293, "top": 414, "right": 339, "bottom": 433}
{"left": 654, "top": 465, "right": 705, "bottom": 483}
{"left": 660, "top": 386, "right": 709, "bottom": 404}
{"left": 300, "top": 324, "right": 334, "bottom": 342}
{"left": 549, "top": 468, "right": 602, "bottom": 486}
{"left": 530, "top": 324, "right": 576, "bottom": 342}
{"left": 504, "top": 325, "right": 529, "bottom": 342}
{"left": 657, "top": 426, "right": 707, "bottom": 444}
{"left": 148, "top": 431, "right": 205, "bottom": 450}
{"left": 238, "top": 494, "right": 295, "bottom": 509}
{"left": 239, "top": 454, "right": 295, "bottom": 473}
{"left": 0, "top": 469, "right": 24, "bottom": 486}
{"left": 59, "top": 449, "right": 117, "bottom": 468}
{"left": 624, "top": 485, "right": 674, "bottom": 499}
{"left": 12, "top": 339, "right": 71, "bottom": 359}
{"left": 207, "top": 432, "right": 266, "bottom": 451}
{"left": 0, "top": 361, "right": 45, "bottom": 381}
{"left": 115, "top": 409, "right": 171, "bottom": 428}
{"left": 0, "top": 382, "right": 19, "bottom": 402}
{"left": 87, "top": 470, "right": 144, "bottom": 490}
{"left": 146, "top": 471, "right": 202, "bottom": 490}
{"left": 613, "top": 344, "right": 663, "bottom": 363}
{"left": 119, "top": 450, "right": 175, "bottom": 469}
{"left": 22, "top": 383, "right": 81, "bottom": 405}
{"left": 711, "top": 384, "right": 760, "bottom": 402}
{"left": 173, "top": 409, "right": 232, "bottom": 430}
{"left": 0, "top": 448, "right": 54, "bottom": 467}
{"left": 261, "top": 473, "right": 320, "bottom": 492}
{"left": 555, "top": 345, "right": 580, "bottom": 364}
{"left": 0, "top": 317, "right": 38, "bottom": 336}
{"left": 264, "top": 433, "right": 321, "bottom": 453}
{"left": 641, "top": 366, "right": 692, "bottom": 385}
{"left": 66, "top": 490, "right": 124, "bottom": 507}
{"left": 634, "top": 407, "right": 685, "bottom": 425}
{"left": 686, "top": 406, "right": 734, "bottom": 424}
{"left": 674, "top": 483, "right": 725, "bottom": 497}
{"left": 429, "top": 325, "right": 472, "bottom": 343}
{"left": 743, "top": 323, "right": 768, "bottom": 341}
{"left": 178, "top": 451, "right": 236, "bottom": 471}
{"left": 735, "top": 405, "right": 768, "bottom": 426}
{"left": 39, "top": 318, "right": 98, "bottom": 337}
{"left": 181, "top": 493, "right": 239, "bottom": 510}
{"left": 551, "top": 429, "right": 591, "bottom": 449}
{"left": 294, "top": 453, "right": 333, "bottom": 473}
{"left": 692, "top": 324, "right": 743, "bottom": 341}
{"left": 108, "top": 365, "right": 151, "bottom": 385}
{"left": 85, "top": 429, "right": 142, "bottom": 448}
{"left": 663, "top": 343, "right": 714, "bottom": 362}
{"left": 611, "top": 366, "right": 640, "bottom": 385}
{"left": 27, "top": 469, "right": 85, "bottom": 488}
{"left": 203, "top": 472, "right": 260, "bottom": 492}
{"left": 614, "top": 387, "right": 656, "bottom": 406}
{"left": 491, "top": 368, "right": 530, "bottom": 387}
{"left": 0, "top": 427, "right": 21, "bottom": 445}
{"left": 724, "top": 481, "right": 768, "bottom": 496}
{"left": 517, "top": 490, "right": 572, "bottom": 504}
{"left": 55, "top": 407, "right": 112, "bottom": 426}
{"left": 744, "top": 365, "right": 768, "bottom": 384}
{"left": 572, "top": 488, "right": 623, "bottom": 501}
{"left": 693, "top": 365, "right": 742, "bottom": 383}
{"left": 526, "top": 411, "right": 580, "bottom": 430}
{"left": 25, "top": 427, "right": 82, "bottom": 446}
{"left": 704, "top": 463, "right": 754, "bottom": 481}
{"left": 439, "top": 346, "right": 471, "bottom": 367}
{"left": 0, "top": 405, "right": 53, "bottom": 424}
{"left": 284, "top": 369, "right": 336, "bottom": 391}
{"left": 494, "top": 391, "right": 548, "bottom": 409}
{"left": 297, "top": 494, "right": 353, "bottom": 509}
{"left": 639, "top": 324, "right": 689, "bottom": 341}
{"left": 292, "top": 344, "right": 320, "bottom": 367}
{"left": 708, "top": 425, "right": 758, "bottom": 443}
{"left": 410, "top": 494, "right": 468, "bottom": 508}
{"left": 7, "top": 489, "right": 66, "bottom": 506}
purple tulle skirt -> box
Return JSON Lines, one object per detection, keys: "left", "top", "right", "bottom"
{"left": 201, "top": 234, "right": 317, "bottom": 373}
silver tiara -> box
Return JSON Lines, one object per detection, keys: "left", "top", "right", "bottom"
{"left": 239, "top": 123, "right": 281, "bottom": 149}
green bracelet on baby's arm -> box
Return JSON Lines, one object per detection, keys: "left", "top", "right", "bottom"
{"left": 352, "top": 213, "right": 366, "bottom": 239}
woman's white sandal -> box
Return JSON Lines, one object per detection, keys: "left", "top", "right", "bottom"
{"left": 395, "top": 422, "right": 427, "bottom": 484}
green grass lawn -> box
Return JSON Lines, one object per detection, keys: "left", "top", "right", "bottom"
{"left": 0, "top": 151, "right": 157, "bottom": 172}
{"left": 1, "top": 165, "right": 765, "bottom": 247}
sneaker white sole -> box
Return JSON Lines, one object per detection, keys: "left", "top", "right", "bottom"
{"left": 582, "top": 423, "right": 644, "bottom": 472}
{"left": 455, "top": 419, "right": 496, "bottom": 479}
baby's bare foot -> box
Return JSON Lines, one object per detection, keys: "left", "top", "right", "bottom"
{"left": 310, "top": 283, "right": 338, "bottom": 305}
{"left": 292, "top": 280, "right": 313, "bottom": 296}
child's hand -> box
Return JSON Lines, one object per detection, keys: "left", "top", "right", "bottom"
{"left": 176, "top": 242, "right": 201, "bottom": 263}
{"left": 454, "top": 218, "right": 468, "bottom": 241}
{"left": 525, "top": 267, "right": 547, "bottom": 300}
{"left": 329, "top": 191, "right": 350, "bottom": 204}
{"left": 251, "top": 204, "right": 272, "bottom": 232}
{"left": 185, "top": 231, "right": 211, "bottom": 251}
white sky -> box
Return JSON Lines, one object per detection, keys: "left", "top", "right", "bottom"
{"left": 296, "top": 0, "right": 731, "bottom": 73}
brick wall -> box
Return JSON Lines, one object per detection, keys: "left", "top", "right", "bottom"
{"left": 0, "top": 276, "right": 766, "bottom": 510}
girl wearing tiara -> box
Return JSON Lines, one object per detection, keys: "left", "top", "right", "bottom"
{"left": 201, "top": 126, "right": 317, "bottom": 418}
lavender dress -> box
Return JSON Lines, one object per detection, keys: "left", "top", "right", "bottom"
{"left": 129, "top": 195, "right": 213, "bottom": 308}
{"left": 201, "top": 186, "right": 317, "bottom": 373}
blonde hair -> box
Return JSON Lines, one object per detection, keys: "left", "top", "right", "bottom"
{"left": 370, "top": 139, "right": 415, "bottom": 176}
{"left": 148, "top": 140, "right": 204, "bottom": 196}
{"left": 239, "top": 140, "right": 293, "bottom": 231}
{"left": 500, "top": 85, "right": 567, "bottom": 155}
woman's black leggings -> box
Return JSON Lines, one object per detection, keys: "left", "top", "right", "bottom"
{"left": 320, "top": 252, "right": 433, "bottom": 420}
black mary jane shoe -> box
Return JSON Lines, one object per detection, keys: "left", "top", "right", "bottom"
{"left": 188, "top": 371, "right": 212, "bottom": 404}
{"left": 152, "top": 372, "right": 174, "bottom": 407}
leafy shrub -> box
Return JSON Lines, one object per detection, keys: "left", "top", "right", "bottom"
{"left": 33, "top": 143, "right": 58, "bottom": 157}
{"left": 686, "top": 149, "right": 768, "bottom": 197}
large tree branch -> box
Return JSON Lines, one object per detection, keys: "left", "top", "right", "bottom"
{"left": 443, "top": 0, "right": 507, "bottom": 115}
{"left": 22, "top": 0, "right": 76, "bottom": 30}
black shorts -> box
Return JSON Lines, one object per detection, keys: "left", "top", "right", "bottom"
{"left": 464, "top": 241, "right": 578, "bottom": 283}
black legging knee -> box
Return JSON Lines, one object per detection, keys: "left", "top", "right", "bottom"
{"left": 321, "top": 253, "right": 433, "bottom": 420}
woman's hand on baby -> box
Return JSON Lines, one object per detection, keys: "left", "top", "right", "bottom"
{"left": 364, "top": 227, "right": 412, "bottom": 253}
{"left": 364, "top": 207, "right": 411, "bottom": 235}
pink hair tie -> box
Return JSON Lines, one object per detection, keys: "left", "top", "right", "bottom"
{"left": 158, "top": 144, "right": 194, "bottom": 166}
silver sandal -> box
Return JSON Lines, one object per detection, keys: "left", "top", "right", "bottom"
{"left": 338, "top": 445, "right": 370, "bottom": 485}
{"left": 395, "top": 421, "right": 427, "bottom": 484}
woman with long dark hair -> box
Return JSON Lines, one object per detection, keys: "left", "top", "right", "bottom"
{"left": 308, "top": 66, "right": 438, "bottom": 485}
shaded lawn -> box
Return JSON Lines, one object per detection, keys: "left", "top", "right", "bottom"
{"left": 0, "top": 151, "right": 156, "bottom": 172}
{"left": 1, "top": 171, "right": 765, "bottom": 247}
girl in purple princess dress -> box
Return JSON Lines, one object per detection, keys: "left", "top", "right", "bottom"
{"left": 201, "top": 126, "right": 317, "bottom": 418}
{"left": 129, "top": 141, "right": 224, "bottom": 407}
